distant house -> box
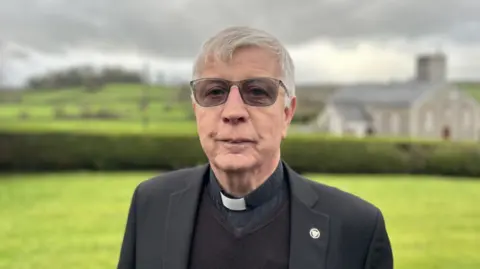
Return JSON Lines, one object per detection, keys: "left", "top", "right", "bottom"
{"left": 313, "top": 53, "right": 480, "bottom": 141}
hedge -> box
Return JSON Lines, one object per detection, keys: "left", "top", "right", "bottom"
{"left": 1, "top": 131, "right": 480, "bottom": 177}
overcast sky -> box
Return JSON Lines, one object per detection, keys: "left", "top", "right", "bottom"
{"left": 1, "top": 0, "right": 480, "bottom": 86}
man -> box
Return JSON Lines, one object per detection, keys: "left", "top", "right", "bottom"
{"left": 117, "top": 26, "right": 393, "bottom": 269}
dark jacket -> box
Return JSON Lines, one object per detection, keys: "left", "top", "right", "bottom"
{"left": 117, "top": 162, "right": 393, "bottom": 269}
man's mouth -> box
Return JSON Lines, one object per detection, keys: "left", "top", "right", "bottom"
{"left": 218, "top": 139, "right": 256, "bottom": 144}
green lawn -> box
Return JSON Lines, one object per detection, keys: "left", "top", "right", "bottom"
{"left": 0, "top": 83, "right": 195, "bottom": 135}
{"left": 459, "top": 83, "right": 480, "bottom": 101}
{"left": 0, "top": 83, "right": 180, "bottom": 105}
{"left": 0, "top": 173, "right": 479, "bottom": 269}
{"left": 0, "top": 83, "right": 193, "bottom": 131}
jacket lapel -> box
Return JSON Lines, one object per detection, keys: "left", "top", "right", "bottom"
{"left": 286, "top": 164, "right": 330, "bottom": 269}
{"left": 163, "top": 165, "right": 207, "bottom": 269}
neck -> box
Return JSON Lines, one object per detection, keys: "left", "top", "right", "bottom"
{"left": 211, "top": 154, "right": 281, "bottom": 197}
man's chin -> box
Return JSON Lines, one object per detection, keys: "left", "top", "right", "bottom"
{"left": 212, "top": 154, "right": 257, "bottom": 172}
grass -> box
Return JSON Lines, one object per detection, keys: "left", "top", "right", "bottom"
{"left": 1, "top": 83, "right": 180, "bottom": 105}
{"left": 0, "top": 120, "right": 198, "bottom": 135}
{"left": 0, "top": 83, "right": 193, "bottom": 133}
{"left": 459, "top": 83, "right": 480, "bottom": 101}
{"left": 0, "top": 82, "right": 198, "bottom": 134}
{"left": 0, "top": 173, "right": 479, "bottom": 269}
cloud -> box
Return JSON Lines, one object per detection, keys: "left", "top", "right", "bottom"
{"left": 4, "top": 37, "right": 480, "bottom": 87}
{"left": 1, "top": 0, "right": 480, "bottom": 86}
{"left": 294, "top": 38, "right": 480, "bottom": 83}
{"left": 0, "top": 0, "right": 479, "bottom": 57}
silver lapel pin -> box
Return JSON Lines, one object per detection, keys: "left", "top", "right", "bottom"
{"left": 309, "top": 228, "right": 321, "bottom": 239}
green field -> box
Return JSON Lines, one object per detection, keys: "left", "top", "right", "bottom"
{"left": 0, "top": 120, "right": 198, "bottom": 134}
{"left": 1, "top": 173, "right": 479, "bottom": 269}
{"left": 0, "top": 83, "right": 195, "bottom": 133}
{"left": 2, "top": 82, "right": 479, "bottom": 134}
{"left": 460, "top": 83, "right": 480, "bottom": 101}
{"left": 0, "top": 81, "right": 305, "bottom": 134}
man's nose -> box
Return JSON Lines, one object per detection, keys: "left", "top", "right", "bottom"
{"left": 221, "top": 86, "right": 248, "bottom": 125}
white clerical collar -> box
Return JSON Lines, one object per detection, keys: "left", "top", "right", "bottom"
{"left": 220, "top": 192, "right": 247, "bottom": 211}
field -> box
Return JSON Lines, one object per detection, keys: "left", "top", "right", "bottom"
{"left": 1, "top": 173, "right": 479, "bottom": 269}
{"left": 460, "top": 82, "right": 480, "bottom": 101}
{"left": 0, "top": 82, "right": 313, "bottom": 134}
{"left": 2, "top": 82, "right": 479, "bottom": 134}
{"left": 0, "top": 83, "right": 196, "bottom": 133}
{"left": 0, "top": 120, "right": 198, "bottom": 135}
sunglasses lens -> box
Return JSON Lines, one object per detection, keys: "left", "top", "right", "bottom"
{"left": 241, "top": 78, "right": 279, "bottom": 106}
{"left": 192, "top": 79, "right": 230, "bottom": 107}
{"left": 191, "top": 78, "right": 281, "bottom": 107}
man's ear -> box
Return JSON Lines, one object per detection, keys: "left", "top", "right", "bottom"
{"left": 281, "top": 97, "right": 297, "bottom": 139}
{"left": 285, "top": 97, "right": 297, "bottom": 124}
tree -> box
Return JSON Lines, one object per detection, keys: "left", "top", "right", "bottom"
{"left": 27, "top": 65, "right": 143, "bottom": 90}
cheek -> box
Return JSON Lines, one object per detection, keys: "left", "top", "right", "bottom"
{"left": 195, "top": 110, "right": 217, "bottom": 140}
{"left": 253, "top": 110, "right": 285, "bottom": 139}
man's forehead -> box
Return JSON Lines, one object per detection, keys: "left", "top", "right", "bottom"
{"left": 198, "top": 50, "right": 282, "bottom": 79}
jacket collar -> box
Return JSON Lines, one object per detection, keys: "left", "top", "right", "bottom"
{"left": 208, "top": 160, "right": 285, "bottom": 211}
{"left": 163, "top": 161, "right": 330, "bottom": 269}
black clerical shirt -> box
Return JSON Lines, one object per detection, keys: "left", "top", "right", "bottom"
{"left": 207, "top": 161, "right": 289, "bottom": 233}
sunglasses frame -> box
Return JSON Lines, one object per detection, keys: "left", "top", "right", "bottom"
{"left": 189, "top": 77, "right": 290, "bottom": 107}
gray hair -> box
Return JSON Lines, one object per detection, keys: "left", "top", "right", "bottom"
{"left": 192, "top": 26, "right": 296, "bottom": 107}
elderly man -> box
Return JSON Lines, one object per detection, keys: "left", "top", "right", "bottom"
{"left": 117, "top": 26, "right": 393, "bottom": 269}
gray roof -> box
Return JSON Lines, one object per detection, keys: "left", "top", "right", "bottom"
{"left": 330, "top": 81, "right": 449, "bottom": 106}
{"left": 295, "top": 84, "right": 338, "bottom": 102}
{"left": 334, "top": 103, "right": 371, "bottom": 122}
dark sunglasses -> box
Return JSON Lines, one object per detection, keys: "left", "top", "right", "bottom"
{"left": 189, "top": 77, "right": 289, "bottom": 107}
